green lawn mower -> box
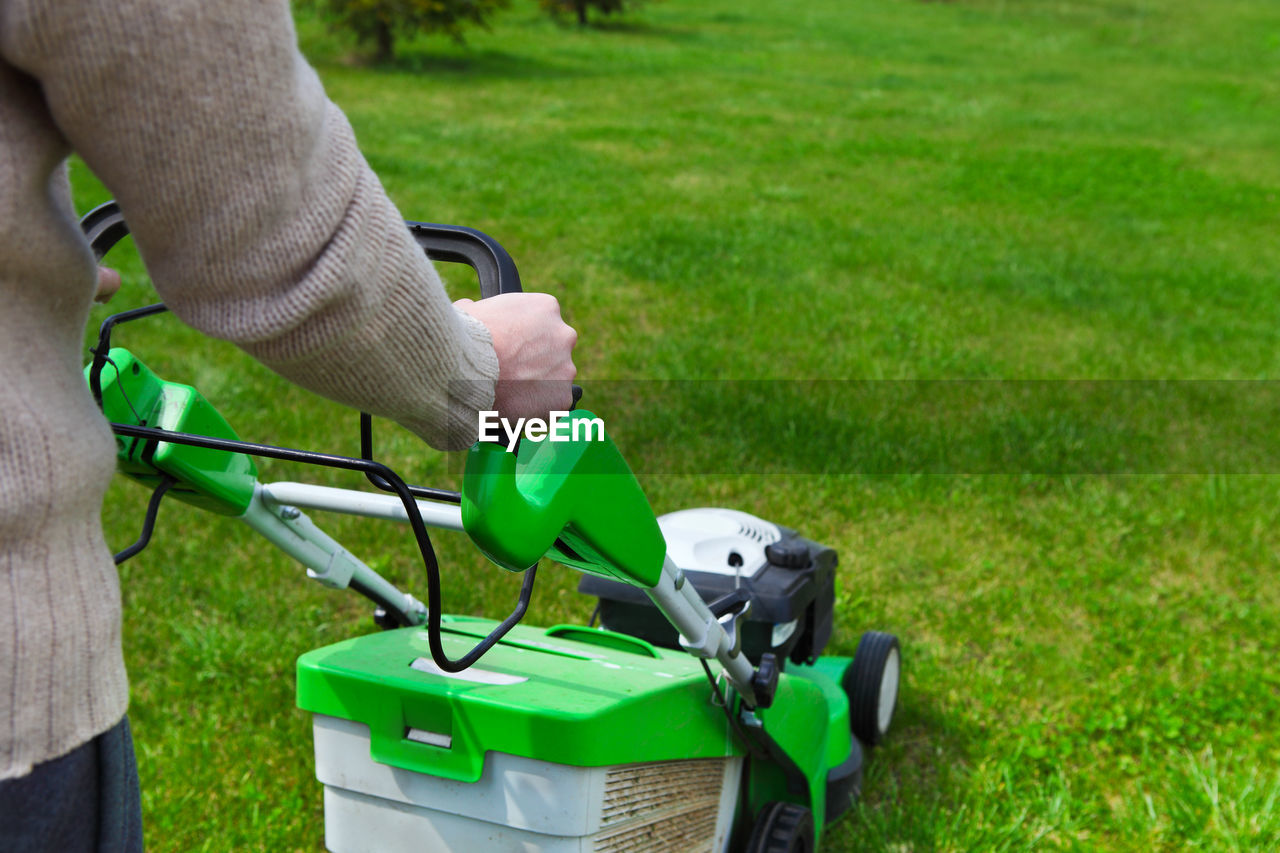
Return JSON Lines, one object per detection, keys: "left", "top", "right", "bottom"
{"left": 83, "top": 202, "right": 902, "bottom": 852}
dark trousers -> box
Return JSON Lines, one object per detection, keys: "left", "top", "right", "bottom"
{"left": 0, "top": 716, "right": 144, "bottom": 852}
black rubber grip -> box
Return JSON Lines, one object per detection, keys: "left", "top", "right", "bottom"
{"left": 81, "top": 201, "right": 130, "bottom": 261}
{"left": 406, "top": 221, "right": 523, "bottom": 298}
{"left": 79, "top": 201, "right": 524, "bottom": 300}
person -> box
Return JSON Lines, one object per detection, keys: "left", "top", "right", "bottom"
{"left": 0, "top": 0, "right": 577, "bottom": 849}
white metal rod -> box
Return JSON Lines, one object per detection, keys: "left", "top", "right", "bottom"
{"left": 241, "top": 486, "right": 426, "bottom": 625}
{"left": 260, "top": 481, "right": 464, "bottom": 531}
{"left": 645, "top": 556, "right": 758, "bottom": 706}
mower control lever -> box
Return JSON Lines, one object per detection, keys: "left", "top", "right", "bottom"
{"left": 706, "top": 588, "right": 751, "bottom": 619}
{"left": 715, "top": 598, "right": 751, "bottom": 659}
{"left": 704, "top": 588, "right": 751, "bottom": 658}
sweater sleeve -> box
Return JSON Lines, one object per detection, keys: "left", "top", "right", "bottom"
{"left": 0, "top": 0, "right": 499, "bottom": 450}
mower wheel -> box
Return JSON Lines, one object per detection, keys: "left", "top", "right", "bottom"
{"left": 847, "top": 630, "right": 900, "bottom": 746}
{"left": 745, "top": 801, "right": 815, "bottom": 853}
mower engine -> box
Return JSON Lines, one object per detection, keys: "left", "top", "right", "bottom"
{"left": 578, "top": 508, "right": 837, "bottom": 667}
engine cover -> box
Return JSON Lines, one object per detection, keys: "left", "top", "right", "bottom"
{"left": 578, "top": 508, "right": 837, "bottom": 665}
{"left": 658, "top": 508, "right": 782, "bottom": 580}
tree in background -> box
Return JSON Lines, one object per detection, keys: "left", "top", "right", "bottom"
{"left": 540, "top": 0, "right": 645, "bottom": 27}
{"left": 309, "top": 0, "right": 509, "bottom": 62}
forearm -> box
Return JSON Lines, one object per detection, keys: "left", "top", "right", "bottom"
{"left": 0, "top": 0, "right": 497, "bottom": 449}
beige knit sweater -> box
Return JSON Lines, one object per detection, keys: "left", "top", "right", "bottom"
{"left": 0, "top": 0, "right": 500, "bottom": 779}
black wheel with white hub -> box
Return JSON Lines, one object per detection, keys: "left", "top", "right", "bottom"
{"left": 846, "top": 630, "right": 900, "bottom": 746}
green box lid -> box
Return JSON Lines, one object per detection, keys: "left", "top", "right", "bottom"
{"left": 297, "top": 615, "right": 741, "bottom": 783}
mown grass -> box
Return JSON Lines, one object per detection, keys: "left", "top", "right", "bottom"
{"left": 71, "top": 0, "right": 1279, "bottom": 849}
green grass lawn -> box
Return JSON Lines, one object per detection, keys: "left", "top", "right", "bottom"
{"left": 72, "top": 0, "right": 1279, "bottom": 849}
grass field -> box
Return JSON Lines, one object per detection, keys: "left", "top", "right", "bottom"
{"left": 71, "top": 0, "right": 1280, "bottom": 849}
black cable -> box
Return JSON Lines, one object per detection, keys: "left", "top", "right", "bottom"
{"left": 700, "top": 658, "right": 763, "bottom": 759}
{"left": 114, "top": 475, "right": 176, "bottom": 565}
{"left": 88, "top": 303, "right": 169, "bottom": 407}
{"left": 90, "top": 353, "right": 147, "bottom": 425}
{"left": 359, "top": 412, "right": 462, "bottom": 504}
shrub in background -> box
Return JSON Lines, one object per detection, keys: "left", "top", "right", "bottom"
{"left": 308, "top": 0, "right": 509, "bottom": 62}
{"left": 540, "top": 0, "right": 645, "bottom": 27}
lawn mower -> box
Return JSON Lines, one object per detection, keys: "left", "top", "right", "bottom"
{"left": 82, "top": 201, "right": 902, "bottom": 852}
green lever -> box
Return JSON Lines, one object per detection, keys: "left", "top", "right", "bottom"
{"left": 461, "top": 410, "right": 666, "bottom": 589}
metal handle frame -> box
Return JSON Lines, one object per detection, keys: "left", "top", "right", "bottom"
{"left": 82, "top": 200, "right": 536, "bottom": 672}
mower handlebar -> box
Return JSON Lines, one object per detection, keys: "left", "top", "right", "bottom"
{"left": 79, "top": 201, "right": 524, "bottom": 300}
{"left": 406, "top": 221, "right": 523, "bottom": 298}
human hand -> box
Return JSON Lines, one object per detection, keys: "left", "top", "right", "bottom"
{"left": 455, "top": 293, "right": 578, "bottom": 421}
{"left": 95, "top": 266, "right": 121, "bottom": 304}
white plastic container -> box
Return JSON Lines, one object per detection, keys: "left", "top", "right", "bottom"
{"left": 312, "top": 714, "right": 743, "bottom": 853}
